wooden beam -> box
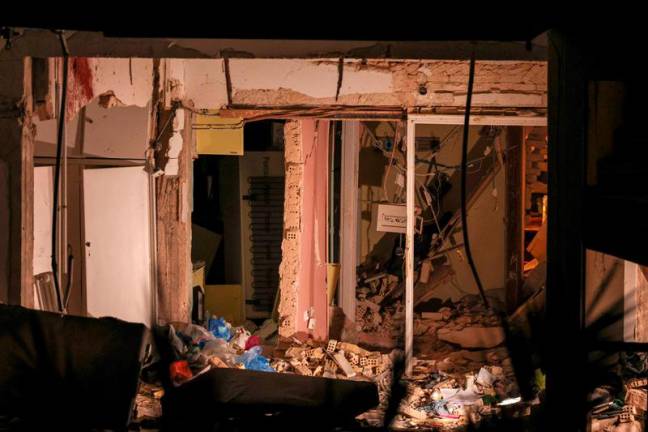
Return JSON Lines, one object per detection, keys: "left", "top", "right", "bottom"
{"left": 505, "top": 127, "right": 524, "bottom": 313}
{"left": 154, "top": 107, "right": 192, "bottom": 323}
{"left": 0, "top": 58, "right": 35, "bottom": 307}
{"left": 407, "top": 114, "right": 547, "bottom": 126}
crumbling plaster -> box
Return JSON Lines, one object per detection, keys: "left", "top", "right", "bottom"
{"left": 278, "top": 120, "right": 303, "bottom": 337}
{"left": 164, "top": 58, "right": 547, "bottom": 111}
{"left": 63, "top": 58, "right": 152, "bottom": 119}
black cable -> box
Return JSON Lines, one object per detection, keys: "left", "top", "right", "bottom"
{"left": 460, "top": 44, "right": 489, "bottom": 309}
{"left": 51, "top": 31, "right": 69, "bottom": 313}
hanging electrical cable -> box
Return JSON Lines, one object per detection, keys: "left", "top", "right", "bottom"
{"left": 460, "top": 44, "right": 490, "bottom": 309}
{"left": 51, "top": 31, "right": 69, "bottom": 313}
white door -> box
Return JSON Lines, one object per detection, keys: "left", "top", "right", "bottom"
{"left": 83, "top": 166, "right": 153, "bottom": 326}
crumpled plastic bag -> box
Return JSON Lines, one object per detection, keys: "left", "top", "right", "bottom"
{"left": 170, "top": 360, "right": 193, "bottom": 385}
{"left": 181, "top": 323, "right": 216, "bottom": 346}
{"left": 245, "top": 335, "right": 261, "bottom": 350}
{"left": 168, "top": 325, "right": 187, "bottom": 360}
{"left": 230, "top": 327, "right": 251, "bottom": 350}
{"left": 422, "top": 400, "right": 461, "bottom": 419}
{"left": 236, "top": 345, "right": 275, "bottom": 372}
{"left": 201, "top": 338, "right": 238, "bottom": 367}
{"left": 209, "top": 317, "right": 232, "bottom": 341}
{"left": 476, "top": 367, "right": 495, "bottom": 387}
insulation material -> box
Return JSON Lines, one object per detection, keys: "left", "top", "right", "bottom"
{"left": 165, "top": 108, "right": 184, "bottom": 176}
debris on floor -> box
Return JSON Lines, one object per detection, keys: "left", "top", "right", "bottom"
{"left": 355, "top": 265, "right": 405, "bottom": 350}
{"left": 589, "top": 352, "right": 647, "bottom": 432}
{"left": 272, "top": 337, "right": 402, "bottom": 427}
{"left": 166, "top": 317, "right": 280, "bottom": 385}
{"left": 131, "top": 381, "right": 164, "bottom": 429}
{"left": 390, "top": 294, "right": 536, "bottom": 430}
{"left": 160, "top": 315, "right": 400, "bottom": 428}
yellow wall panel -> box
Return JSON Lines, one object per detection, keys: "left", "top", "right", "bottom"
{"left": 194, "top": 115, "right": 244, "bottom": 156}
{"left": 204, "top": 284, "right": 244, "bottom": 325}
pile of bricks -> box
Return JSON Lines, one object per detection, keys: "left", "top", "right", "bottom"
{"left": 271, "top": 338, "right": 401, "bottom": 427}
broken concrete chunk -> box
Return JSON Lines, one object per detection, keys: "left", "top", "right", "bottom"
{"left": 437, "top": 326, "right": 505, "bottom": 349}
{"left": 421, "top": 312, "right": 444, "bottom": 320}
{"left": 285, "top": 346, "right": 306, "bottom": 358}
{"left": 306, "top": 347, "right": 325, "bottom": 360}
{"left": 289, "top": 358, "right": 313, "bottom": 376}
{"left": 333, "top": 350, "right": 357, "bottom": 378}
{"left": 338, "top": 342, "right": 370, "bottom": 356}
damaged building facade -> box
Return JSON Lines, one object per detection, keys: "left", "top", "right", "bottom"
{"left": 1, "top": 26, "right": 647, "bottom": 432}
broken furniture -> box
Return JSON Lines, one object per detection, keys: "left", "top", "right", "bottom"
{"left": 0, "top": 304, "right": 149, "bottom": 430}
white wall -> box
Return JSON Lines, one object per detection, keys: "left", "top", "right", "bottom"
{"left": 33, "top": 99, "right": 150, "bottom": 159}
{"left": 33, "top": 166, "right": 54, "bottom": 276}
{"left": 84, "top": 166, "right": 153, "bottom": 326}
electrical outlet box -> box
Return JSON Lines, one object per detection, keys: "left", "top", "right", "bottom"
{"left": 375, "top": 204, "right": 407, "bottom": 233}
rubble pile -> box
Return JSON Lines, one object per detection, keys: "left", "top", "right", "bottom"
{"left": 415, "top": 295, "right": 506, "bottom": 356}
{"left": 272, "top": 338, "right": 402, "bottom": 428}
{"left": 590, "top": 352, "right": 647, "bottom": 432}
{"left": 391, "top": 294, "right": 533, "bottom": 430}
{"left": 392, "top": 361, "right": 528, "bottom": 430}
{"left": 131, "top": 381, "right": 164, "bottom": 427}
{"left": 356, "top": 268, "right": 405, "bottom": 349}
{"left": 163, "top": 316, "right": 401, "bottom": 428}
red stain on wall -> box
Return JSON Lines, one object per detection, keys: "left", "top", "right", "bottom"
{"left": 66, "top": 57, "right": 95, "bottom": 119}
{"left": 72, "top": 58, "right": 94, "bottom": 101}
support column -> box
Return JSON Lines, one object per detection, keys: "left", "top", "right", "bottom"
{"left": 0, "top": 57, "right": 34, "bottom": 307}
{"left": 505, "top": 127, "right": 524, "bottom": 313}
{"left": 154, "top": 107, "right": 192, "bottom": 323}
{"left": 405, "top": 118, "right": 415, "bottom": 376}
{"left": 339, "top": 121, "right": 359, "bottom": 324}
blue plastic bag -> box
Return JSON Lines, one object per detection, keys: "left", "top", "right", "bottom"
{"left": 236, "top": 346, "right": 275, "bottom": 372}
{"left": 208, "top": 317, "right": 232, "bottom": 341}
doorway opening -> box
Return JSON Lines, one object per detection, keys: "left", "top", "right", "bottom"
{"left": 191, "top": 119, "right": 285, "bottom": 326}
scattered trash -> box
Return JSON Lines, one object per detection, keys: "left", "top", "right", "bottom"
{"left": 208, "top": 317, "right": 233, "bottom": 341}
{"left": 237, "top": 346, "right": 275, "bottom": 372}
{"left": 169, "top": 360, "right": 193, "bottom": 386}
{"left": 245, "top": 335, "right": 261, "bottom": 350}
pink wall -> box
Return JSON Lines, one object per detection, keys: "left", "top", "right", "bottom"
{"left": 297, "top": 119, "right": 329, "bottom": 340}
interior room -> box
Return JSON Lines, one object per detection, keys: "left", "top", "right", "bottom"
{"left": 1, "top": 20, "right": 647, "bottom": 432}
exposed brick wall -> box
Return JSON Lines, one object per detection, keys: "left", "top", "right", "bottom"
{"left": 278, "top": 120, "right": 303, "bottom": 337}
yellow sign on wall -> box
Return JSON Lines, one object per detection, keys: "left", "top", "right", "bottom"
{"left": 194, "top": 114, "right": 244, "bottom": 155}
